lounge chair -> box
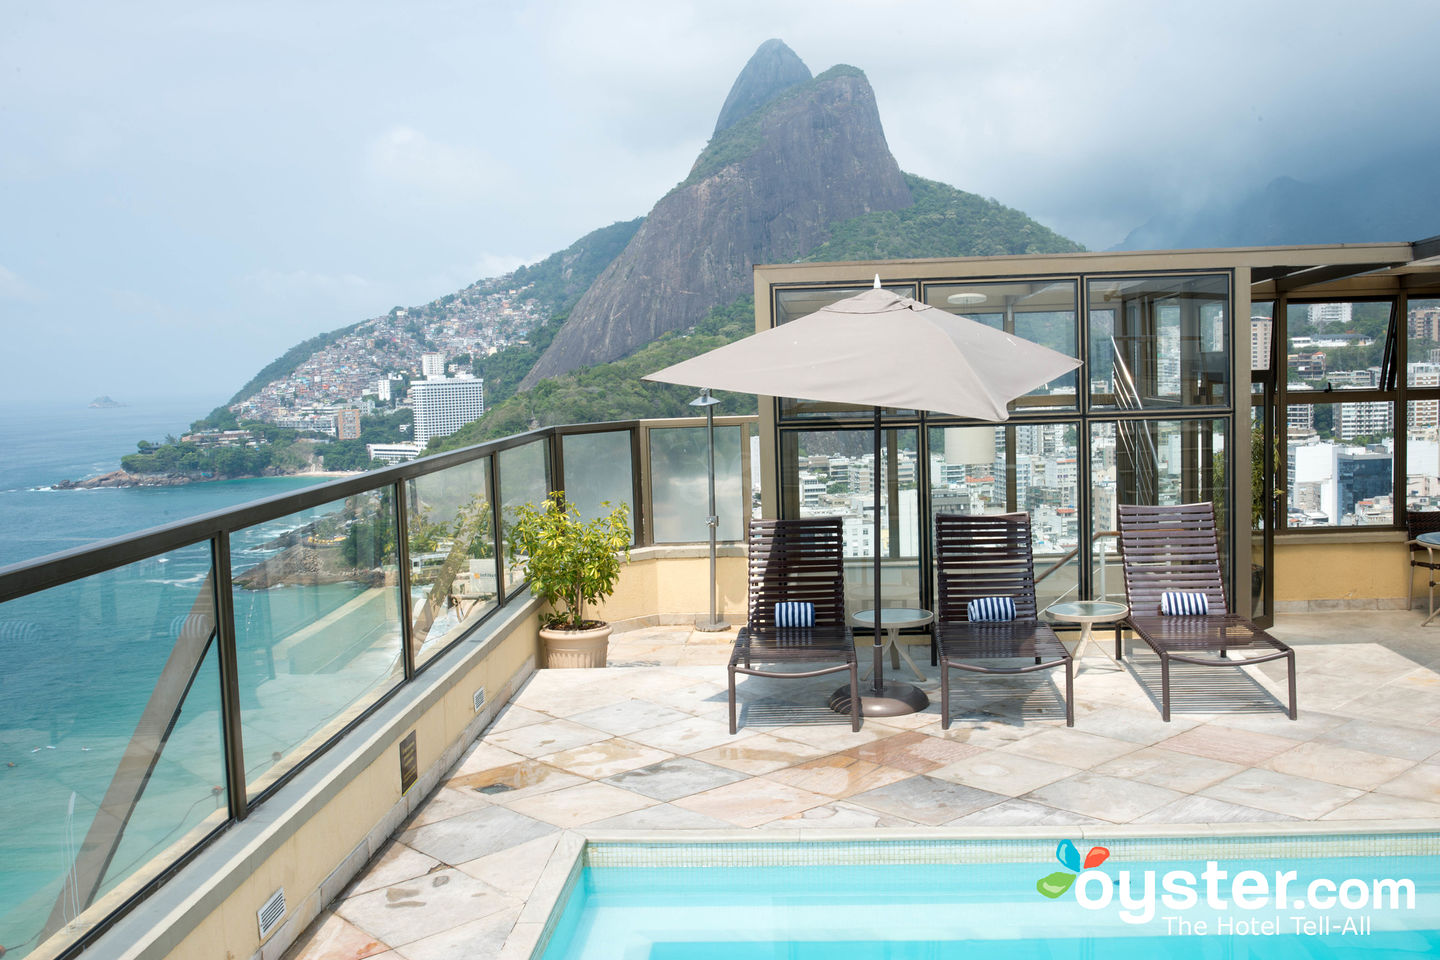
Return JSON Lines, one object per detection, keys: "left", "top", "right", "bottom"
{"left": 935, "top": 513, "right": 1074, "bottom": 728}
{"left": 1116, "top": 502, "right": 1297, "bottom": 721}
{"left": 1405, "top": 510, "right": 1440, "bottom": 620}
{"left": 730, "top": 517, "right": 859, "bottom": 733}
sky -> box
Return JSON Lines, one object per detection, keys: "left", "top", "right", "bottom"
{"left": 3, "top": 0, "right": 1439, "bottom": 411}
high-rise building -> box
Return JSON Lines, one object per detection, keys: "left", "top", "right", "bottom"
{"left": 410, "top": 376, "right": 484, "bottom": 446}
{"left": 1251, "top": 317, "right": 1273, "bottom": 370}
{"left": 421, "top": 352, "right": 446, "bottom": 379}
{"left": 335, "top": 408, "right": 362, "bottom": 440}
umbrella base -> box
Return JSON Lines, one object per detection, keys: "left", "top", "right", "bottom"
{"left": 829, "top": 681, "right": 930, "bottom": 718}
{"left": 694, "top": 618, "right": 729, "bottom": 632}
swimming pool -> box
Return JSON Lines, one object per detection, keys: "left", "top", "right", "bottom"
{"left": 536, "top": 835, "right": 1440, "bottom": 959}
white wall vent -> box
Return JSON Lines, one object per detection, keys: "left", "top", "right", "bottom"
{"left": 257, "top": 887, "right": 286, "bottom": 939}
{"left": 472, "top": 686, "right": 486, "bottom": 712}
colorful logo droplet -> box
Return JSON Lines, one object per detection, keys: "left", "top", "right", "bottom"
{"left": 1036, "top": 839, "right": 1110, "bottom": 899}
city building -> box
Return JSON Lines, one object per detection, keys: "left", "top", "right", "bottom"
{"left": 365, "top": 441, "right": 423, "bottom": 464}
{"left": 409, "top": 375, "right": 485, "bottom": 446}
{"left": 421, "top": 352, "right": 446, "bottom": 379}
{"left": 1337, "top": 400, "right": 1392, "bottom": 440}
{"left": 1250, "top": 316, "right": 1272, "bottom": 370}
{"left": 335, "top": 408, "right": 362, "bottom": 440}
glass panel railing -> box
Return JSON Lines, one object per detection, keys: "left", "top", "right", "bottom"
{"left": 406, "top": 460, "right": 497, "bottom": 667}
{"left": 228, "top": 489, "right": 404, "bottom": 796}
{"left": 0, "top": 543, "right": 224, "bottom": 960}
{"left": 498, "top": 439, "right": 550, "bottom": 596}
{"left": 560, "top": 431, "right": 633, "bottom": 530}
{"left": 650, "top": 425, "right": 743, "bottom": 542}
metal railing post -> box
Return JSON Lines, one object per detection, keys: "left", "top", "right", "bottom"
{"left": 213, "top": 532, "right": 248, "bottom": 821}
{"left": 395, "top": 480, "right": 416, "bottom": 679}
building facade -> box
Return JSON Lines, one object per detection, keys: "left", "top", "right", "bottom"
{"left": 410, "top": 376, "right": 485, "bottom": 446}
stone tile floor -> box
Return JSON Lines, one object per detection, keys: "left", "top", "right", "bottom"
{"left": 284, "top": 611, "right": 1440, "bottom": 959}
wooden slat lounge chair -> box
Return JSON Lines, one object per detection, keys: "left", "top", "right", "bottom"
{"left": 730, "top": 517, "right": 859, "bottom": 733}
{"left": 1404, "top": 510, "right": 1440, "bottom": 620}
{"left": 1117, "top": 502, "right": 1297, "bottom": 721}
{"left": 935, "top": 513, "right": 1073, "bottom": 728}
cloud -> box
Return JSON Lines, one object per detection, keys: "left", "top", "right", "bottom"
{"left": 364, "top": 125, "right": 510, "bottom": 202}
{"left": 0, "top": 265, "right": 40, "bottom": 302}
{"left": 244, "top": 268, "right": 372, "bottom": 299}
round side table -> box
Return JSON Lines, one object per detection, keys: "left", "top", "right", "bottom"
{"left": 852, "top": 607, "right": 934, "bottom": 682}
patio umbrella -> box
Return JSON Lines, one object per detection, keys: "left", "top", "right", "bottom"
{"left": 644, "top": 280, "right": 1082, "bottom": 716}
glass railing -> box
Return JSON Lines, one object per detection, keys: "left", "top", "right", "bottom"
{"left": 0, "top": 415, "right": 754, "bottom": 960}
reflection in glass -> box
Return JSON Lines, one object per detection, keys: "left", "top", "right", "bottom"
{"left": 1284, "top": 408, "right": 1394, "bottom": 528}
{"left": 229, "top": 490, "right": 403, "bottom": 795}
{"left": 407, "top": 459, "right": 496, "bottom": 667}
{"left": 1407, "top": 400, "right": 1440, "bottom": 513}
{"left": 779, "top": 428, "right": 920, "bottom": 614}
{"left": 1091, "top": 419, "right": 1229, "bottom": 582}
{"left": 925, "top": 280, "right": 1079, "bottom": 411}
{"left": 561, "top": 432, "right": 633, "bottom": 529}
{"left": 0, "top": 544, "right": 224, "bottom": 958}
{"left": 1088, "top": 274, "right": 1230, "bottom": 409}
{"left": 650, "top": 426, "right": 742, "bottom": 542}
{"left": 1285, "top": 300, "right": 1392, "bottom": 391}
{"left": 926, "top": 423, "right": 1081, "bottom": 608}
{"left": 1408, "top": 298, "right": 1440, "bottom": 387}
{"left": 498, "top": 440, "right": 550, "bottom": 595}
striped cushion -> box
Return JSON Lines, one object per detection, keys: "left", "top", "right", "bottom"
{"left": 967, "top": 596, "right": 1016, "bottom": 622}
{"left": 774, "top": 601, "right": 815, "bottom": 627}
{"left": 1160, "top": 591, "right": 1210, "bottom": 615}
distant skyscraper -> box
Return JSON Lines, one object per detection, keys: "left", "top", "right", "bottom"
{"left": 1307, "top": 302, "right": 1352, "bottom": 327}
{"left": 421, "top": 352, "right": 446, "bottom": 379}
{"left": 410, "top": 377, "right": 484, "bottom": 446}
{"left": 1251, "top": 317, "right": 1272, "bottom": 370}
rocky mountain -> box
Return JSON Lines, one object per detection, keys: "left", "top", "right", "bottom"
{"left": 519, "top": 48, "right": 917, "bottom": 387}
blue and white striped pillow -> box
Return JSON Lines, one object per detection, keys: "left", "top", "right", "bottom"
{"left": 1160, "top": 591, "right": 1210, "bottom": 616}
{"left": 774, "top": 601, "right": 815, "bottom": 627}
{"left": 967, "top": 596, "right": 1016, "bottom": 622}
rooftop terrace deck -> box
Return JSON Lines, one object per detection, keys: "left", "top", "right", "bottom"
{"left": 285, "top": 610, "right": 1440, "bottom": 960}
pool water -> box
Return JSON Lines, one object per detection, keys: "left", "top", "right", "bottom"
{"left": 539, "top": 854, "right": 1440, "bottom": 959}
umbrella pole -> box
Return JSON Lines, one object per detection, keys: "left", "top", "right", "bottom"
{"left": 830, "top": 406, "right": 928, "bottom": 718}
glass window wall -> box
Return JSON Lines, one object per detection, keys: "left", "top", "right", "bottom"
{"left": 560, "top": 431, "right": 634, "bottom": 531}
{"left": 406, "top": 458, "right": 496, "bottom": 667}
{"left": 0, "top": 545, "right": 224, "bottom": 959}
{"left": 1088, "top": 274, "right": 1230, "bottom": 409}
{"left": 229, "top": 490, "right": 404, "bottom": 796}
{"left": 497, "top": 440, "right": 551, "bottom": 597}
{"left": 779, "top": 427, "right": 921, "bottom": 616}
{"left": 649, "top": 425, "right": 744, "bottom": 542}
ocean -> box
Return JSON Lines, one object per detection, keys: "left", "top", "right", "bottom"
{"left": 0, "top": 398, "right": 334, "bottom": 569}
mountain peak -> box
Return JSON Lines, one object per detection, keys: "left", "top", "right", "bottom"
{"left": 712, "top": 39, "right": 812, "bottom": 136}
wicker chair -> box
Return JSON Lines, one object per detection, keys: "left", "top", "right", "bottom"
{"left": 1117, "top": 502, "right": 1296, "bottom": 721}
{"left": 1405, "top": 510, "right": 1440, "bottom": 620}
{"left": 730, "top": 517, "right": 859, "bottom": 733}
{"left": 935, "top": 513, "right": 1073, "bottom": 728}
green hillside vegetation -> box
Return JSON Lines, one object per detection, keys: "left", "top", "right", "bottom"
{"left": 803, "top": 175, "right": 1085, "bottom": 262}
{"left": 510, "top": 218, "right": 645, "bottom": 315}
{"left": 430, "top": 297, "right": 759, "bottom": 451}
{"left": 121, "top": 409, "right": 413, "bottom": 478}
{"left": 679, "top": 65, "right": 867, "bottom": 191}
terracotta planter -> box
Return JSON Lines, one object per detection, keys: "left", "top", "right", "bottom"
{"left": 541, "top": 623, "right": 612, "bottom": 668}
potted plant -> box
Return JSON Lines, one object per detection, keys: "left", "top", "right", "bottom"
{"left": 508, "top": 491, "right": 631, "bottom": 667}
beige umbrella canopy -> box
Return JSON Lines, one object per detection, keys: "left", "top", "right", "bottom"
{"left": 644, "top": 286, "right": 1080, "bottom": 420}
{"left": 644, "top": 282, "right": 1082, "bottom": 716}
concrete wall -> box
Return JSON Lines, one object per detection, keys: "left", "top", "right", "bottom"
{"left": 592, "top": 544, "right": 748, "bottom": 629}
{"left": 1272, "top": 531, "right": 1413, "bottom": 611}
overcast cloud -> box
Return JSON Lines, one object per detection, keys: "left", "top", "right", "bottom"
{"left": 3, "top": 0, "right": 1438, "bottom": 408}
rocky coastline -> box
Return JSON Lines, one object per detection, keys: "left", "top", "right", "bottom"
{"left": 51, "top": 469, "right": 203, "bottom": 489}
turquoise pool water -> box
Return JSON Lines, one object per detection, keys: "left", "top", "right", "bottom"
{"left": 539, "top": 845, "right": 1440, "bottom": 959}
